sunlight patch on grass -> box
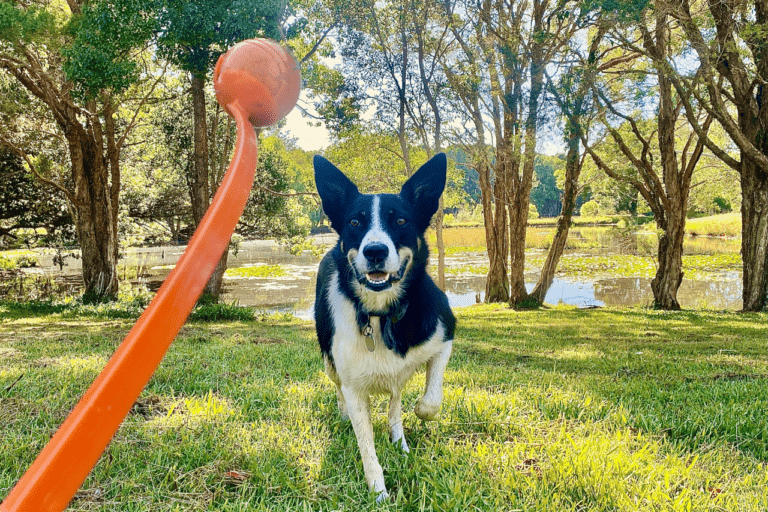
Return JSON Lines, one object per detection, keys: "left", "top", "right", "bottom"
{"left": 225, "top": 264, "right": 288, "bottom": 279}
{"left": 35, "top": 354, "right": 108, "bottom": 374}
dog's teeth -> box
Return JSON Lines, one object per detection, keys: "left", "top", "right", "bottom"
{"left": 366, "top": 272, "right": 389, "bottom": 284}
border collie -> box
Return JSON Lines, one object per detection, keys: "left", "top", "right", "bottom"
{"left": 313, "top": 153, "right": 456, "bottom": 502}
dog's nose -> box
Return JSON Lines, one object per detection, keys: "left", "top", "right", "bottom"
{"left": 363, "top": 243, "right": 389, "bottom": 266}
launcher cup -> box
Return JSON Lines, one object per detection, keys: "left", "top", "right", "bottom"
{"left": 1, "top": 38, "right": 300, "bottom": 512}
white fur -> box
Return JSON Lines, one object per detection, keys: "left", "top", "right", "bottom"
{"left": 354, "top": 195, "right": 400, "bottom": 276}
{"left": 325, "top": 270, "right": 452, "bottom": 502}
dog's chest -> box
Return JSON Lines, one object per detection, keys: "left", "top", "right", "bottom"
{"left": 327, "top": 271, "right": 445, "bottom": 394}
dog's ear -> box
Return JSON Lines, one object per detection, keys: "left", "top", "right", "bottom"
{"left": 314, "top": 155, "right": 360, "bottom": 231}
{"left": 399, "top": 153, "right": 447, "bottom": 232}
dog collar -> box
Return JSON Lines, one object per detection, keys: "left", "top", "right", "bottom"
{"left": 358, "top": 301, "right": 409, "bottom": 352}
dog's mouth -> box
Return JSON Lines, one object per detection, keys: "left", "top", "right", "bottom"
{"left": 366, "top": 272, "right": 390, "bottom": 285}
{"left": 357, "top": 257, "right": 410, "bottom": 291}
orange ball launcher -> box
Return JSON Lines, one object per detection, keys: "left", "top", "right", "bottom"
{"left": 1, "top": 38, "right": 300, "bottom": 512}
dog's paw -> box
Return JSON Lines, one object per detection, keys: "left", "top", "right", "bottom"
{"left": 391, "top": 431, "right": 410, "bottom": 453}
{"left": 375, "top": 489, "right": 390, "bottom": 504}
{"left": 414, "top": 397, "right": 441, "bottom": 421}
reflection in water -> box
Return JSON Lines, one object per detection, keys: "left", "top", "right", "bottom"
{"left": 20, "top": 236, "right": 744, "bottom": 314}
{"left": 594, "top": 276, "right": 743, "bottom": 309}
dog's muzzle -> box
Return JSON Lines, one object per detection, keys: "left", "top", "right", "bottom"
{"left": 354, "top": 255, "right": 411, "bottom": 291}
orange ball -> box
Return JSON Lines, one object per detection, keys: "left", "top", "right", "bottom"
{"left": 214, "top": 38, "right": 301, "bottom": 127}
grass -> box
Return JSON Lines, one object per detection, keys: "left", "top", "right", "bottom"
{"left": 0, "top": 253, "right": 39, "bottom": 270}
{"left": 686, "top": 214, "right": 741, "bottom": 238}
{"left": 429, "top": 213, "right": 742, "bottom": 257}
{"left": 1, "top": 304, "right": 766, "bottom": 511}
{"left": 447, "top": 253, "right": 743, "bottom": 281}
{"left": 224, "top": 265, "right": 288, "bottom": 279}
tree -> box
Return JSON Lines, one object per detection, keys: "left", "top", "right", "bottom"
{"left": 530, "top": 155, "right": 564, "bottom": 218}
{"left": 150, "top": 0, "right": 284, "bottom": 299}
{"left": 663, "top": 0, "right": 768, "bottom": 311}
{"left": 530, "top": 22, "right": 607, "bottom": 303}
{"left": 580, "top": 12, "right": 713, "bottom": 310}
{"left": 0, "top": 148, "right": 72, "bottom": 243}
{"left": 442, "top": 0, "right": 581, "bottom": 305}
{"left": 0, "top": 0, "right": 162, "bottom": 300}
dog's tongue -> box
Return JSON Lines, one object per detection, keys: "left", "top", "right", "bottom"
{"left": 368, "top": 272, "right": 388, "bottom": 281}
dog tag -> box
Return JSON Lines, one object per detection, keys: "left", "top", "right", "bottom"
{"left": 362, "top": 324, "right": 376, "bottom": 352}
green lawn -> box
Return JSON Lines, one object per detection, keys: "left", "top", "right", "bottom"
{"left": 1, "top": 303, "right": 766, "bottom": 511}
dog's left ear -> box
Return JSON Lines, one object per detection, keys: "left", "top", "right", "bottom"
{"left": 400, "top": 152, "right": 447, "bottom": 232}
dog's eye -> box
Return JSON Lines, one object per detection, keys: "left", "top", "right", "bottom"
{"left": 397, "top": 218, "right": 406, "bottom": 226}
{"left": 350, "top": 219, "right": 359, "bottom": 227}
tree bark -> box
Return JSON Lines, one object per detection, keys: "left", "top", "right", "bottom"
{"left": 485, "top": 158, "right": 510, "bottom": 302}
{"left": 69, "top": 121, "right": 119, "bottom": 301}
{"left": 741, "top": 160, "right": 768, "bottom": 311}
{"left": 191, "top": 73, "right": 228, "bottom": 301}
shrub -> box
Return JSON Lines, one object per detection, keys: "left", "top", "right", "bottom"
{"left": 580, "top": 200, "right": 600, "bottom": 217}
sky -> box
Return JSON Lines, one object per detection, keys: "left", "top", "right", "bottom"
{"left": 278, "top": 91, "right": 566, "bottom": 156}
{"left": 280, "top": 92, "right": 331, "bottom": 152}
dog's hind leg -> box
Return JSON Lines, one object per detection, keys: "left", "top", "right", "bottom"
{"left": 342, "top": 385, "right": 388, "bottom": 502}
{"left": 388, "top": 390, "right": 409, "bottom": 453}
{"left": 324, "top": 356, "right": 348, "bottom": 420}
{"left": 415, "top": 340, "right": 453, "bottom": 421}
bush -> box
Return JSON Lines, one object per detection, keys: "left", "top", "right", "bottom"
{"left": 528, "top": 204, "right": 540, "bottom": 220}
{"left": 580, "top": 200, "right": 600, "bottom": 217}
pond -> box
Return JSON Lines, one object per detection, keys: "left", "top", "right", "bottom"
{"left": 7, "top": 227, "right": 743, "bottom": 313}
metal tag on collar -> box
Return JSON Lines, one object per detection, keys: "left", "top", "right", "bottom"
{"left": 362, "top": 322, "right": 376, "bottom": 352}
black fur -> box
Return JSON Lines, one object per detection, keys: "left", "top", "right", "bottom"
{"left": 314, "top": 153, "right": 455, "bottom": 361}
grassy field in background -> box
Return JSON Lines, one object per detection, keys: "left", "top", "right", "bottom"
{"left": 1, "top": 302, "right": 766, "bottom": 511}
{"left": 685, "top": 213, "right": 742, "bottom": 238}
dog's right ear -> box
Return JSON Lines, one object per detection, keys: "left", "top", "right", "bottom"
{"left": 314, "top": 155, "right": 359, "bottom": 231}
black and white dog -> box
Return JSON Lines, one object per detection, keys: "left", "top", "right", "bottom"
{"left": 313, "top": 153, "right": 456, "bottom": 502}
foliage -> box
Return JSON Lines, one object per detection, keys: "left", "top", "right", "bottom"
{"left": 322, "top": 131, "right": 466, "bottom": 208}
{"left": 531, "top": 154, "right": 565, "bottom": 218}
{"left": 238, "top": 136, "right": 312, "bottom": 240}
{"left": 580, "top": 200, "right": 600, "bottom": 217}
{"left": 0, "top": 132, "right": 72, "bottom": 249}
{"left": 152, "top": 0, "right": 283, "bottom": 77}
{"left": 0, "top": 253, "right": 37, "bottom": 270}
{"left": 62, "top": 0, "right": 158, "bottom": 97}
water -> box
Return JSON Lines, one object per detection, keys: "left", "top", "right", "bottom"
{"left": 8, "top": 232, "right": 744, "bottom": 312}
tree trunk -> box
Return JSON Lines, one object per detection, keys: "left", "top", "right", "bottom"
{"left": 531, "top": 128, "right": 581, "bottom": 302}
{"left": 191, "top": 73, "right": 228, "bottom": 301}
{"left": 740, "top": 159, "right": 768, "bottom": 311}
{"left": 651, "top": 209, "right": 686, "bottom": 310}
{"left": 68, "top": 121, "right": 119, "bottom": 301}
{"left": 508, "top": 18, "right": 544, "bottom": 307}
{"left": 507, "top": 185, "right": 529, "bottom": 304}
{"left": 483, "top": 158, "right": 510, "bottom": 302}
{"left": 190, "top": 74, "right": 210, "bottom": 226}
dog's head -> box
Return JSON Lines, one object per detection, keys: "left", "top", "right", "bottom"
{"left": 314, "top": 153, "right": 447, "bottom": 312}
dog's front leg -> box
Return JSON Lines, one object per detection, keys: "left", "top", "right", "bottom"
{"left": 388, "top": 391, "right": 409, "bottom": 453}
{"left": 341, "top": 385, "right": 388, "bottom": 502}
{"left": 415, "top": 340, "right": 453, "bottom": 421}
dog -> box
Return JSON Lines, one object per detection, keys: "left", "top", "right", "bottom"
{"left": 313, "top": 153, "right": 456, "bottom": 502}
